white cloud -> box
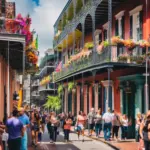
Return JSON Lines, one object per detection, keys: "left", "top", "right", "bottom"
{"left": 8, "top": 0, "right": 68, "bottom": 57}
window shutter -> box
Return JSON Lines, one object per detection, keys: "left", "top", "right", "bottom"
{"left": 139, "top": 11, "right": 143, "bottom": 40}
{"left": 121, "top": 16, "right": 125, "bottom": 39}
{"left": 130, "top": 15, "right": 133, "bottom": 39}
{"left": 115, "top": 19, "right": 119, "bottom": 36}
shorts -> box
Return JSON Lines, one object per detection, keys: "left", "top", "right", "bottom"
{"left": 89, "top": 124, "right": 94, "bottom": 130}
{"left": 31, "top": 123, "right": 39, "bottom": 132}
{"left": 75, "top": 124, "right": 84, "bottom": 131}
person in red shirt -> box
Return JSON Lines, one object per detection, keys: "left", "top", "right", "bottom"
{"left": 63, "top": 117, "right": 72, "bottom": 142}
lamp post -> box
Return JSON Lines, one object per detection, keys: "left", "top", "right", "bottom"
{"left": 145, "top": 0, "right": 149, "bottom": 112}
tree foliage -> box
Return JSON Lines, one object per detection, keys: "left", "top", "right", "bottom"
{"left": 76, "top": 0, "right": 83, "bottom": 14}
{"left": 43, "top": 96, "right": 61, "bottom": 110}
{"left": 68, "top": 3, "right": 74, "bottom": 21}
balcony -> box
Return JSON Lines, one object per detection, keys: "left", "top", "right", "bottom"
{"left": 54, "top": 0, "right": 92, "bottom": 48}
{"left": 39, "top": 83, "right": 56, "bottom": 92}
{"left": 54, "top": 46, "right": 146, "bottom": 82}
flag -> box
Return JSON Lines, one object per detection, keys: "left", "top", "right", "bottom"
{"left": 55, "top": 61, "right": 62, "bottom": 72}
{"left": 35, "top": 35, "right": 38, "bottom": 50}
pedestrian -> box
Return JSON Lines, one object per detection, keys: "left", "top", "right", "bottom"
{"left": 87, "top": 108, "right": 95, "bottom": 136}
{"left": 47, "top": 112, "right": 59, "bottom": 143}
{"left": 75, "top": 111, "right": 86, "bottom": 142}
{"left": 135, "top": 112, "right": 142, "bottom": 142}
{"left": 6, "top": 109, "right": 24, "bottom": 150}
{"left": 94, "top": 109, "right": 102, "bottom": 138}
{"left": 30, "top": 111, "right": 41, "bottom": 146}
{"left": 102, "top": 108, "right": 112, "bottom": 141}
{"left": 111, "top": 110, "right": 121, "bottom": 141}
{"left": 120, "top": 114, "right": 130, "bottom": 140}
{"left": 63, "top": 117, "right": 72, "bottom": 142}
{"left": 41, "top": 111, "right": 47, "bottom": 133}
{"left": 140, "top": 111, "right": 150, "bottom": 150}
{"left": 18, "top": 107, "right": 30, "bottom": 150}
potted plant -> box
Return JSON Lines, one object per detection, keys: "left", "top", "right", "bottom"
{"left": 68, "top": 82, "right": 76, "bottom": 93}
{"left": 123, "top": 39, "right": 136, "bottom": 51}
{"left": 138, "top": 40, "right": 150, "bottom": 48}
{"left": 85, "top": 42, "right": 94, "bottom": 50}
{"left": 111, "top": 36, "right": 124, "bottom": 46}
{"left": 58, "top": 84, "right": 63, "bottom": 97}
{"left": 136, "top": 55, "right": 145, "bottom": 64}
{"left": 118, "top": 54, "right": 128, "bottom": 62}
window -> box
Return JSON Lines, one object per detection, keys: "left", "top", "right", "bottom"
{"left": 103, "top": 22, "right": 108, "bottom": 40}
{"left": 115, "top": 11, "right": 125, "bottom": 38}
{"left": 129, "top": 5, "right": 143, "bottom": 41}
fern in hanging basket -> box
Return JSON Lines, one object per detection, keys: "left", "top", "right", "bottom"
{"left": 58, "top": 84, "right": 63, "bottom": 97}
{"left": 68, "top": 82, "right": 76, "bottom": 93}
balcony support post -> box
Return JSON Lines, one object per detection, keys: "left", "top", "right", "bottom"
{"left": 81, "top": 22, "right": 85, "bottom": 48}
{"left": 108, "top": 0, "right": 112, "bottom": 61}
{"left": 73, "top": 31, "right": 76, "bottom": 55}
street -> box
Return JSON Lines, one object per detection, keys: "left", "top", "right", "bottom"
{"left": 31, "top": 129, "right": 114, "bottom": 150}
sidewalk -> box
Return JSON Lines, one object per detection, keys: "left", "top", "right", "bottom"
{"left": 71, "top": 128, "right": 139, "bottom": 150}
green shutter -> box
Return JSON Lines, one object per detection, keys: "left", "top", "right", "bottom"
{"left": 130, "top": 16, "right": 133, "bottom": 39}
{"left": 121, "top": 16, "right": 125, "bottom": 39}
{"left": 115, "top": 19, "right": 119, "bottom": 36}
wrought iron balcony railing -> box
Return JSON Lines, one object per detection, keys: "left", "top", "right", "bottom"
{"left": 54, "top": 46, "right": 146, "bottom": 81}
{"left": 53, "top": 0, "right": 93, "bottom": 48}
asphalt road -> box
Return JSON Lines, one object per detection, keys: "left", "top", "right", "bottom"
{"left": 33, "top": 128, "right": 114, "bottom": 150}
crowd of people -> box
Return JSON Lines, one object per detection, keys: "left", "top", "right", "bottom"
{"left": 0, "top": 106, "right": 149, "bottom": 150}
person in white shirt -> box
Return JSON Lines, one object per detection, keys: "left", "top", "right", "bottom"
{"left": 102, "top": 108, "right": 112, "bottom": 141}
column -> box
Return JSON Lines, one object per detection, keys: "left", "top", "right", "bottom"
{"left": 95, "top": 84, "right": 99, "bottom": 111}
{"left": 91, "top": 11, "right": 96, "bottom": 51}
{"left": 64, "top": 87, "right": 68, "bottom": 113}
{"left": 120, "top": 88, "right": 124, "bottom": 114}
{"left": 72, "top": 92, "right": 75, "bottom": 115}
{"left": 101, "top": 80, "right": 113, "bottom": 112}
{"left": 81, "top": 22, "right": 85, "bottom": 48}
{"left": 84, "top": 85, "right": 88, "bottom": 115}
{"left": 135, "top": 81, "right": 144, "bottom": 114}
{"left": 89, "top": 86, "right": 93, "bottom": 111}
{"left": 77, "top": 85, "right": 80, "bottom": 114}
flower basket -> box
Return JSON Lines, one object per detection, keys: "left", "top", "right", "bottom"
{"left": 118, "top": 55, "right": 128, "bottom": 62}
{"left": 123, "top": 39, "right": 136, "bottom": 51}
{"left": 138, "top": 40, "right": 150, "bottom": 48}
{"left": 111, "top": 36, "right": 124, "bottom": 46}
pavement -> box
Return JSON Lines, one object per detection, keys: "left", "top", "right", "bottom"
{"left": 28, "top": 129, "right": 114, "bottom": 150}
{"left": 28, "top": 127, "right": 139, "bottom": 150}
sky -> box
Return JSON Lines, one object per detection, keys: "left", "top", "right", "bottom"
{"left": 8, "top": 0, "right": 68, "bottom": 58}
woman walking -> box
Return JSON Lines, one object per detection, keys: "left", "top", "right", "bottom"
{"left": 120, "top": 114, "right": 130, "bottom": 140}
{"left": 140, "top": 111, "right": 150, "bottom": 150}
{"left": 75, "top": 111, "right": 86, "bottom": 142}
{"left": 47, "top": 112, "right": 59, "bottom": 143}
{"left": 112, "top": 110, "right": 121, "bottom": 141}
{"left": 94, "top": 109, "right": 102, "bottom": 138}
{"left": 63, "top": 117, "right": 72, "bottom": 142}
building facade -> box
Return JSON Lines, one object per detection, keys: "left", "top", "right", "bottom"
{"left": 53, "top": 0, "right": 150, "bottom": 138}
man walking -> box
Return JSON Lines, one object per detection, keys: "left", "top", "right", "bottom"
{"left": 18, "top": 107, "right": 30, "bottom": 150}
{"left": 6, "top": 109, "right": 24, "bottom": 150}
{"left": 87, "top": 108, "right": 95, "bottom": 136}
{"left": 103, "top": 108, "right": 113, "bottom": 141}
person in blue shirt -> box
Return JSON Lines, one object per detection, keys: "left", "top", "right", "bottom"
{"left": 18, "top": 107, "right": 30, "bottom": 150}
{"left": 6, "top": 109, "right": 24, "bottom": 150}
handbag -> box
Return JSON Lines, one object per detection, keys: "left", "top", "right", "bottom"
{"left": 2, "top": 130, "right": 8, "bottom": 142}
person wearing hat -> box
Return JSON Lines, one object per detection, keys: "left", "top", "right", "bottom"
{"left": 6, "top": 109, "right": 24, "bottom": 150}
{"left": 18, "top": 107, "right": 30, "bottom": 150}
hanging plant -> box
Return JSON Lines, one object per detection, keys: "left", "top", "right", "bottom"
{"left": 68, "top": 82, "right": 76, "bottom": 93}
{"left": 85, "top": 42, "right": 94, "bottom": 49}
{"left": 58, "top": 84, "right": 63, "bottom": 97}
{"left": 138, "top": 40, "right": 150, "bottom": 48}
{"left": 76, "top": 0, "right": 83, "bottom": 14}
{"left": 68, "top": 3, "right": 74, "bottom": 21}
